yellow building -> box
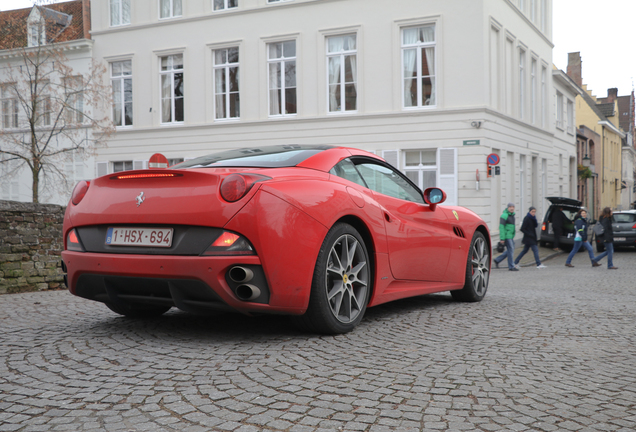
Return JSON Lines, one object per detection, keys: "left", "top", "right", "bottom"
{"left": 567, "top": 53, "right": 625, "bottom": 215}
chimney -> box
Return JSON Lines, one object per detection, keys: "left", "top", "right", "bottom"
{"left": 82, "top": 0, "right": 91, "bottom": 39}
{"left": 567, "top": 52, "right": 582, "bottom": 87}
{"left": 606, "top": 88, "right": 618, "bottom": 103}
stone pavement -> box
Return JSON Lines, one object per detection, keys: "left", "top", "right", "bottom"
{"left": 1, "top": 250, "right": 635, "bottom": 431}
{"left": 492, "top": 241, "right": 567, "bottom": 268}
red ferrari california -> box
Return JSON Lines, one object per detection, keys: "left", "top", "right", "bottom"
{"left": 62, "top": 145, "right": 491, "bottom": 334}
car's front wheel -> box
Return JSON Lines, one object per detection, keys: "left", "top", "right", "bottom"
{"left": 451, "top": 231, "right": 489, "bottom": 302}
{"left": 106, "top": 302, "right": 171, "bottom": 318}
{"left": 292, "top": 223, "right": 371, "bottom": 335}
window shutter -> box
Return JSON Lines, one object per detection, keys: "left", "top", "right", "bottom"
{"left": 96, "top": 162, "right": 108, "bottom": 177}
{"left": 382, "top": 150, "right": 399, "bottom": 169}
{"left": 133, "top": 160, "right": 147, "bottom": 170}
{"left": 438, "top": 148, "right": 457, "bottom": 206}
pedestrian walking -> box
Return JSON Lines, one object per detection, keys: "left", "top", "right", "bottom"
{"left": 513, "top": 206, "right": 546, "bottom": 269}
{"left": 592, "top": 207, "right": 618, "bottom": 269}
{"left": 564, "top": 209, "right": 600, "bottom": 268}
{"left": 550, "top": 206, "right": 568, "bottom": 251}
{"left": 493, "top": 203, "right": 517, "bottom": 271}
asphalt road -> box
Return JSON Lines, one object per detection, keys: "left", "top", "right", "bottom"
{"left": 1, "top": 249, "right": 635, "bottom": 431}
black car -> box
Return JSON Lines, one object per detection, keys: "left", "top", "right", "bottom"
{"left": 594, "top": 210, "right": 636, "bottom": 252}
{"left": 539, "top": 197, "right": 584, "bottom": 249}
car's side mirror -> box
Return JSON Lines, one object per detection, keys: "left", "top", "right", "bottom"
{"left": 423, "top": 187, "right": 447, "bottom": 211}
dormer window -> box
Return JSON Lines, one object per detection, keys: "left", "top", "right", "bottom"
{"left": 27, "top": 8, "right": 45, "bottom": 47}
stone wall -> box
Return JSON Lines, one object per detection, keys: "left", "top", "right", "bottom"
{"left": 0, "top": 200, "right": 65, "bottom": 294}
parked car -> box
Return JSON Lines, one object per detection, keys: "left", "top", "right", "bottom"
{"left": 539, "top": 197, "right": 584, "bottom": 249}
{"left": 594, "top": 210, "right": 636, "bottom": 252}
{"left": 61, "top": 145, "right": 491, "bottom": 335}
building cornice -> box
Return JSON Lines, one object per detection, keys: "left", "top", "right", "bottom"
{"left": 598, "top": 120, "right": 626, "bottom": 139}
{"left": 0, "top": 39, "right": 93, "bottom": 60}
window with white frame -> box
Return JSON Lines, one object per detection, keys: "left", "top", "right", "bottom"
{"left": 556, "top": 91, "right": 563, "bottom": 129}
{"left": 327, "top": 34, "right": 357, "bottom": 113}
{"left": 0, "top": 158, "right": 20, "bottom": 200}
{"left": 530, "top": 0, "right": 536, "bottom": 22}
{"left": 111, "top": 60, "right": 133, "bottom": 127}
{"left": 541, "top": 66, "right": 546, "bottom": 127}
{"left": 403, "top": 149, "right": 437, "bottom": 190}
{"left": 27, "top": 19, "right": 45, "bottom": 47}
{"left": 64, "top": 154, "right": 86, "bottom": 190}
{"left": 160, "top": 54, "right": 184, "bottom": 123}
{"left": 567, "top": 99, "right": 574, "bottom": 134}
{"left": 110, "top": 0, "right": 130, "bottom": 26}
{"left": 113, "top": 160, "right": 133, "bottom": 172}
{"left": 213, "top": 47, "right": 240, "bottom": 120}
{"left": 35, "top": 80, "right": 51, "bottom": 126}
{"left": 160, "top": 0, "right": 182, "bottom": 18}
{"left": 531, "top": 58, "right": 536, "bottom": 124}
{"left": 519, "top": 48, "right": 525, "bottom": 119}
{"left": 214, "top": 0, "right": 237, "bottom": 10}
{"left": 519, "top": 154, "right": 526, "bottom": 216}
{"left": 268, "top": 41, "right": 296, "bottom": 116}
{"left": 1, "top": 84, "right": 19, "bottom": 129}
{"left": 540, "top": 0, "right": 547, "bottom": 32}
{"left": 63, "top": 76, "right": 84, "bottom": 124}
{"left": 402, "top": 25, "right": 436, "bottom": 108}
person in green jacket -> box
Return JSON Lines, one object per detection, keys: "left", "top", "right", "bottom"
{"left": 493, "top": 203, "right": 518, "bottom": 271}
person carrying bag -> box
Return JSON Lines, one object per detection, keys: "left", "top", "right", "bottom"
{"left": 565, "top": 209, "right": 600, "bottom": 268}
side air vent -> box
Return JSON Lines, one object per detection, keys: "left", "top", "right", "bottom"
{"left": 453, "top": 226, "right": 466, "bottom": 238}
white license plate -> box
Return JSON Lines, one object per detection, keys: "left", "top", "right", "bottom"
{"left": 614, "top": 237, "right": 626, "bottom": 242}
{"left": 106, "top": 227, "right": 173, "bottom": 247}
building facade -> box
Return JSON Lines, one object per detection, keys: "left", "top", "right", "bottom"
{"left": 0, "top": 0, "right": 97, "bottom": 205}
{"left": 88, "top": 0, "right": 574, "bottom": 238}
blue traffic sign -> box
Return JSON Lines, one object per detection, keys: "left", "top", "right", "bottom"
{"left": 487, "top": 153, "right": 500, "bottom": 165}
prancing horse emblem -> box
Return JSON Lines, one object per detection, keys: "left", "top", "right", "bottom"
{"left": 136, "top": 192, "right": 145, "bottom": 207}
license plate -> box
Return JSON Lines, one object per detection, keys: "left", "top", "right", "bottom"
{"left": 106, "top": 227, "right": 173, "bottom": 247}
{"left": 614, "top": 237, "right": 626, "bottom": 242}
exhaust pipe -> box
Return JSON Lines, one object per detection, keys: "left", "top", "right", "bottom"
{"left": 229, "top": 266, "right": 254, "bottom": 283}
{"left": 236, "top": 284, "right": 261, "bottom": 301}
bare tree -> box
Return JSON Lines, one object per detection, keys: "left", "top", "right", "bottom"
{"left": 0, "top": 3, "right": 114, "bottom": 203}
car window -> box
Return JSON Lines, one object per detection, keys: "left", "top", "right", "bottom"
{"left": 355, "top": 162, "right": 424, "bottom": 204}
{"left": 329, "top": 159, "right": 367, "bottom": 188}
{"left": 613, "top": 213, "right": 636, "bottom": 223}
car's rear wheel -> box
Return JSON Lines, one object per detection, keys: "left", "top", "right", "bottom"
{"left": 451, "top": 231, "right": 489, "bottom": 302}
{"left": 106, "top": 302, "right": 171, "bottom": 318}
{"left": 292, "top": 223, "right": 370, "bottom": 335}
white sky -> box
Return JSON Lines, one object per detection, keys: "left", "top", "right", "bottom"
{"left": 2, "top": 0, "right": 634, "bottom": 98}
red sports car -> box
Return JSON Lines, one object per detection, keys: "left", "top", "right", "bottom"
{"left": 62, "top": 145, "right": 491, "bottom": 334}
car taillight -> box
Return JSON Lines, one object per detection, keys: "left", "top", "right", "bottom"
{"left": 220, "top": 174, "right": 270, "bottom": 202}
{"left": 71, "top": 180, "right": 90, "bottom": 205}
{"left": 66, "top": 229, "right": 84, "bottom": 252}
{"left": 632, "top": 222, "right": 636, "bottom": 229}
{"left": 541, "top": 222, "right": 546, "bottom": 231}
{"left": 201, "top": 231, "right": 255, "bottom": 256}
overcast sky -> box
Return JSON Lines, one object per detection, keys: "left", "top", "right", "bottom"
{"left": 2, "top": 0, "right": 634, "bottom": 98}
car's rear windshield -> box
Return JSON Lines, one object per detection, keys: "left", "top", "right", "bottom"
{"left": 170, "top": 145, "right": 332, "bottom": 169}
{"left": 613, "top": 213, "right": 636, "bottom": 223}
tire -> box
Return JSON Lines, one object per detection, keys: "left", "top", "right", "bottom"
{"left": 292, "top": 223, "right": 371, "bottom": 335}
{"left": 596, "top": 242, "right": 605, "bottom": 253}
{"left": 106, "top": 302, "right": 171, "bottom": 318}
{"left": 451, "top": 231, "right": 489, "bottom": 302}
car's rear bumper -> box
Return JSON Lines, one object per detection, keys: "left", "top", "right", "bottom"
{"left": 61, "top": 251, "right": 307, "bottom": 315}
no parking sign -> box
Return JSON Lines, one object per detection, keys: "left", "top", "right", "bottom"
{"left": 487, "top": 153, "right": 500, "bottom": 165}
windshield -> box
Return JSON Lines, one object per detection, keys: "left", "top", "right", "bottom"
{"left": 170, "top": 145, "right": 332, "bottom": 169}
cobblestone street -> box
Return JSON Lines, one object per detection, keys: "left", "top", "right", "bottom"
{"left": 1, "top": 250, "right": 635, "bottom": 431}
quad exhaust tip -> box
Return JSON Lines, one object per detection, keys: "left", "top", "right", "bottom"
{"left": 235, "top": 284, "right": 261, "bottom": 301}
{"left": 229, "top": 266, "right": 254, "bottom": 283}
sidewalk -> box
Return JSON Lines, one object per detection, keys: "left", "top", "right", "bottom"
{"left": 492, "top": 242, "right": 563, "bottom": 268}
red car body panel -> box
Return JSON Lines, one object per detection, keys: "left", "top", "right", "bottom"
{"left": 61, "top": 146, "right": 490, "bottom": 319}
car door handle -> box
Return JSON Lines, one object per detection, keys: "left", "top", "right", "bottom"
{"left": 384, "top": 211, "right": 395, "bottom": 223}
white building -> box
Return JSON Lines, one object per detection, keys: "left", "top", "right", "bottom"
{"left": 89, "top": 0, "right": 574, "bottom": 235}
{"left": 0, "top": 1, "right": 96, "bottom": 205}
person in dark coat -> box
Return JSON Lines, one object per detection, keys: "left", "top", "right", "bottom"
{"left": 592, "top": 207, "right": 618, "bottom": 269}
{"left": 513, "top": 207, "right": 546, "bottom": 268}
{"left": 564, "top": 209, "right": 599, "bottom": 267}
{"left": 550, "top": 206, "right": 568, "bottom": 251}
